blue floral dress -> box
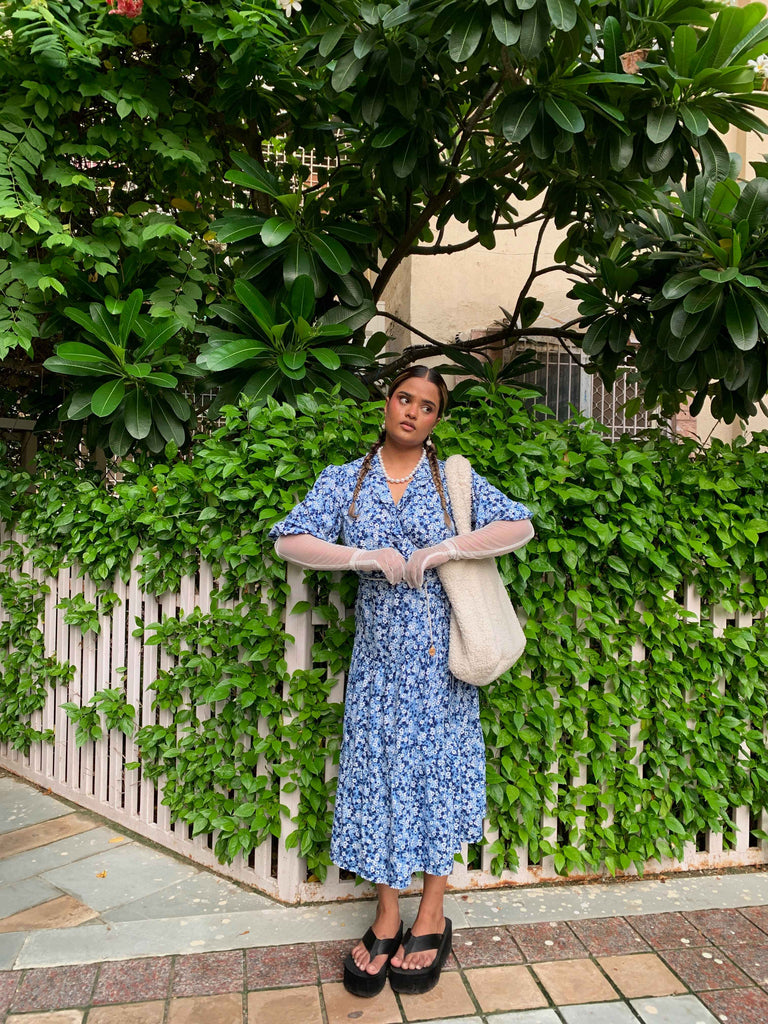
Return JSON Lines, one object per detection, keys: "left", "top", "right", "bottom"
{"left": 270, "top": 456, "right": 532, "bottom": 889}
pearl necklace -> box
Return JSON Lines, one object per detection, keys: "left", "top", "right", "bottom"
{"left": 377, "top": 448, "right": 425, "bottom": 484}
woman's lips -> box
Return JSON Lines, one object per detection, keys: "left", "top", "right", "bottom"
{"left": 400, "top": 422, "right": 415, "bottom": 431}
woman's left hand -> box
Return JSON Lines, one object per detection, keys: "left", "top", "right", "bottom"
{"left": 404, "top": 541, "right": 456, "bottom": 588}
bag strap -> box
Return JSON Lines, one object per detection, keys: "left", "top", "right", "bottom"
{"left": 443, "top": 454, "right": 473, "bottom": 535}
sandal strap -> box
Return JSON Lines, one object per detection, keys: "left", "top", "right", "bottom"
{"left": 361, "top": 923, "right": 403, "bottom": 959}
{"left": 401, "top": 926, "right": 443, "bottom": 954}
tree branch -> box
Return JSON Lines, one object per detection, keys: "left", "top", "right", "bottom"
{"left": 510, "top": 216, "right": 550, "bottom": 328}
{"left": 411, "top": 220, "right": 527, "bottom": 256}
{"left": 363, "top": 315, "right": 586, "bottom": 382}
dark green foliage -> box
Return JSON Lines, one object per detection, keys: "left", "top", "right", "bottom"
{"left": 572, "top": 171, "right": 768, "bottom": 422}
{"left": 5, "top": 0, "right": 768, "bottom": 445}
{"left": 2, "top": 392, "right": 768, "bottom": 878}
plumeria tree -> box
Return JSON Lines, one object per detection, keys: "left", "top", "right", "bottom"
{"left": 2, "top": 0, "right": 768, "bottom": 457}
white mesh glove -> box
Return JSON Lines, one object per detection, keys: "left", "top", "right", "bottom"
{"left": 274, "top": 534, "right": 407, "bottom": 585}
{"left": 404, "top": 519, "right": 535, "bottom": 588}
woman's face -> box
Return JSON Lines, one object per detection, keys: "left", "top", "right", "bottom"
{"left": 384, "top": 376, "right": 441, "bottom": 449}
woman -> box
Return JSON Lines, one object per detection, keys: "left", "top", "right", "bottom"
{"left": 270, "top": 366, "right": 534, "bottom": 996}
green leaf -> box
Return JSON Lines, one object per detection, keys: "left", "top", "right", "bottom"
{"left": 134, "top": 318, "right": 183, "bottom": 361}
{"left": 44, "top": 355, "right": 114, "bottom": 378}
{"left": 353, "top": 28, "right": 378, "bottom": 58}
{"left": 680, "top": 104, "right": 709, "bottom": 138}
{"left": 662, "top": 273, "right": 702, "bottom": 299}
{"left": 448, "top": 11, "right": 484, "bottom": 62}
{"left": 544, "top": 96, "right": 585, "bottom": 134}
{"left": 733, "top": 177, "right": 768, "bottom": 231}
{"left": 261, "top": 217, "right": 294, "bottom": 248}
{"left": 672, "top": 25, "right": 697, "bottom": 77}
{"left": 91, "top": 379, "right": 126, "bottom": 418}
{"left": 163, "top": 390, "right": 191, "bottom": 421}
{"left": 313, "top": 348, "right": 342, "bottom": 370}
{"left": 198, "top": 338, "right": 268, "bottom": 372}
{"left": 228, "top": 154, "right": 279, "bottom": 198}
{"left": 243, "top": 367, "right": 282, "bottom": 402}
{"left": 372, "top": 125, "right": 409, "bottom": 148}
{"left": 382, "top": 2, "right": 414, "bottom": 29}
{"left": 699, "top": 131, "right": 730, "bottom": 182}
{"left": 210, "top": 212, "right": 265, "bottom": 244}
{"left": 283, "top": 240, "right": 317, "bottom": 290}
{"left": 726, "top": 294, "right": 758, "bottom": 351}
{"left": 153, "top": 401, "right": 187, "bottom": 446}
{"left": 234, "top": 280, "right": 276, "bottom": 328}
{"left": 700, "top": 267, "right": 739, "bottom": 284}
{"left": 331, "top": 51, "right": 365, "bottom": 92}
{"left": 307, "top": 233, "right": 353, "bottom": 275}
{"left": 109, "top": 415, "right": 132, "bottom": 456}
{"left": 491, "top": 9, "right": 520, "bottom": 45}
{"left": 545, "top": 0, "right": 577, "bottom": 32}
{"left": 146, "top": 372, "right": 178, "bottom": 388}
{"left": 519, "top": 5, "right": 548, "bottom": 59}
{"left": 391, "top": 133, "right": 419, "bottom": 178}
{"left": 118, "top": 289, "right": 143, "bottom": 348}
{"left": 277, "top": 352, "right": 307, "bottom": 379}
{"left": 287, "top": 276, "right": 314, "bottom": 321}
{"left": 646, "top": 106, "right": 677, "bottom": 144}
{"left": 498, "top": 95, "right": 538, "bottom": 142}
{"left": 388, "top": 43, "right": 415, "bottom": 85}
{"left": 124, "top": 389, "right": 152, "bottom": 440}
{"left": 682, "top": 283, "right": 721, "bottom": 314}
{"left": 326, "top": 222, "right": 377, "bottom": 243}
{"left": 602, "top": 16, "right": 623, "bottom": 74}
{"left": 318, "top": 22, "right": 346, "bottom": 58}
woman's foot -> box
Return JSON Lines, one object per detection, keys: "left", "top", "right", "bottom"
{"left": 389, "top": 917, "right": 453, "bottom": 994}
{"left": 390, "top": 909, "right": 446, "bottom": 970}
{"left": 350, "top": 906, "right": 402, "bottom": 975}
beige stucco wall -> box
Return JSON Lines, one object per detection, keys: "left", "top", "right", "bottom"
{"left": 406, "top": 203, "right": 578, "bottom": 346}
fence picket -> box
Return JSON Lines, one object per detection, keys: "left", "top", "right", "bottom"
{"left": 2, "top": 534, "right": 767, "bottom": 903}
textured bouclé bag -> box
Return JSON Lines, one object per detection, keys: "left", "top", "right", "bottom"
{"left": 437, "top": 455, "right": 526, "bottom": 686}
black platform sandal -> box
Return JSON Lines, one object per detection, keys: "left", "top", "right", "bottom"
{"left": 343, "top": 921, "right": 404, "bottom": 998}
{"left": 389, "top": 917, "right": 452, "bottom": 995}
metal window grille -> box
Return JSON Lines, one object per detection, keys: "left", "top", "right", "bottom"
{"left": 521, "top": 340, "right": 654, "bottom": 441}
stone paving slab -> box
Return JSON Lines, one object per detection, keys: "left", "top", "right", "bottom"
{"left": 0, "top": 935, "right": 24, "bottom": 973}
{"left": 102, "top": 870, "right": 273, "bottom": 923}
{"left": 630, "top": 993, "right": 720, "bottom": 1023}
{"left": 0, "top": 880, "right": 62, "bottom": 921}
{"left": 0, "top": 829, "right": 123, "bottom": 887}
{"left": 559, "top": 1004, "right": 638, "bottom": 1024}
{"left": 40, "top": 843, "right": 197, "bottom": 913}
{"left": 0, "top": 782, "right": 70, "bottom": 836}
{"left": 487, "top": 1014, "right": 561, "bottom": 1024}
{"left": 0, "top": 814, "right": 97, "bottom": 861}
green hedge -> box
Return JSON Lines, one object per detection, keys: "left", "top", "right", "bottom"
{"left": 2, "top": 391, "right": 768, "bottom": 879}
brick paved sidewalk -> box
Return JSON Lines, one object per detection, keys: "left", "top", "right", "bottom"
{"left": 3, "top": 905, "right": 768, "bottom": 1023}
{"left": 3, "top": 768, "right": 768, "bottom": 1024}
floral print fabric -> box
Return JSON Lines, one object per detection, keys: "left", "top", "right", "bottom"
{"left": 270, "top": 456, "right": 533, "bottom": 889}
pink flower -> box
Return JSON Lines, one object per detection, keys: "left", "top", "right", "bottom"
{"left": 107, "top": 0, "right": 144, "bottom": 17}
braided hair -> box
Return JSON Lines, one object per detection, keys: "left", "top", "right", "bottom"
{"left": 348, "top": 366, "right": 453, "bottom": 528}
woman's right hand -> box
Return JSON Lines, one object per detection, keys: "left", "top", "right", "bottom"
{"left": 350, "top": 547, "right": 407, "bottom": 585}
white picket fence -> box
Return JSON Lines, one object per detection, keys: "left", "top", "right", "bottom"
{"left": 1, "top": 531, "right": 766, "bottom": 903}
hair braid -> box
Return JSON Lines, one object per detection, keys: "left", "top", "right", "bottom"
{"left": 348, "top": 428, "right": 386, "bottom": 519}
{"left": 425, "top": 438, "right": 453, "bottom": 529}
